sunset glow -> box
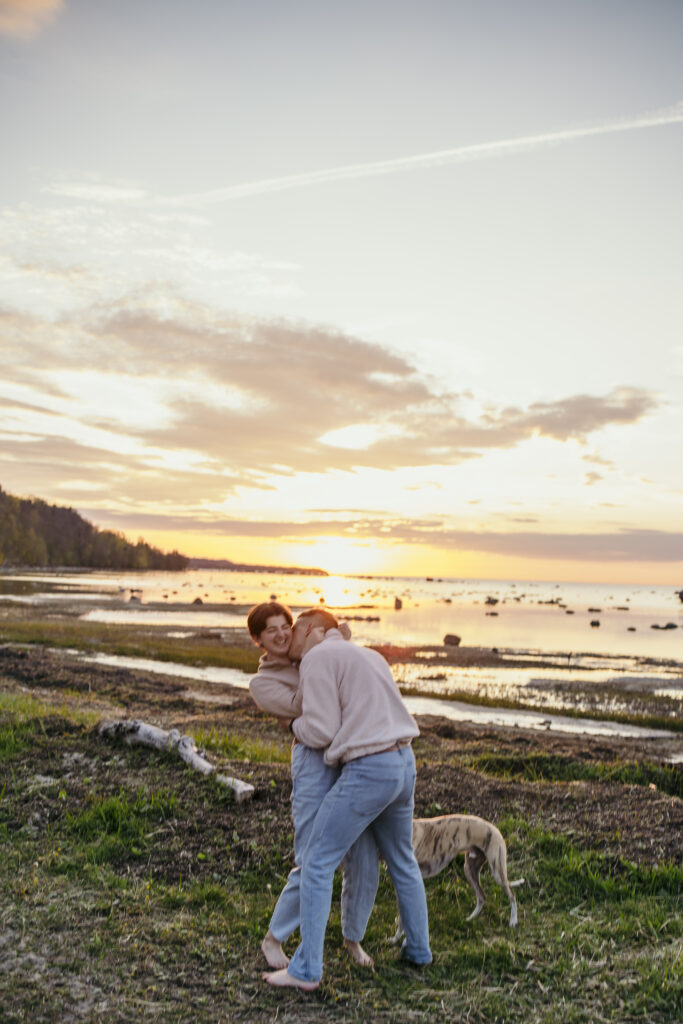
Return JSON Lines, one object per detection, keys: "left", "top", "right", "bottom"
{"left": 1, "top": 2, "right": 682, "bottom": 585}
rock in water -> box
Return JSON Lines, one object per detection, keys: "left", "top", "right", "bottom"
{"left": 443, "top": 634, "right": 461, "bottom": 647}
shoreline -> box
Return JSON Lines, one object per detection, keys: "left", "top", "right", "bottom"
{"left": 1, "top": 597, "right": 681, "bottom": 745}
{"left": 5, "top": 589, "right": 683, "bottom": 667}
{"left": 3, "top": 565, "right": 683, "bottom": 669}
{"left": 1, "top": 636, "right": 682, "bottom": 767}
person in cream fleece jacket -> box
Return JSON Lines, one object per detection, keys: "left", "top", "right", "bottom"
{"left": 247, "top": 602, "right": 378, "bottom": 972}
{"left": 264, "top": 609, "right": 432, "bottom": 991}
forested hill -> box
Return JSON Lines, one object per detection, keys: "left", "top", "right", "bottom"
{"left": 0, "top": 487, "right": 188, "bottom": 570}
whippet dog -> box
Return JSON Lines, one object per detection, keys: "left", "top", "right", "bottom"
{"left": 391, "top": 814, "right": 524, "bottom": 942}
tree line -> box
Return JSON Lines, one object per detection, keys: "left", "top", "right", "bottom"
{"left": 0, "top": 487, "right": 188, "bottom": 571}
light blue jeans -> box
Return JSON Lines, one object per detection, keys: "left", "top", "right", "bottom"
{"left": 288, "top": 744, "right": 431, "bottom": 983}
{"left": 269, "top": 744, "right": 379, "bottom": 943}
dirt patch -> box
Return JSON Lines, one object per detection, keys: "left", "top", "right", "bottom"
{"left": 6, "top": 713, "right": 682, "bottom": 874}
{"left": 4, "top": 717, "right": 293, "bottom": 883}
{"left": 413, "top": 759, "right": 682, "bottom": 865}
{"left": 1, "top": 642, "right": 681, "bottom": 868}
{"left": 417, "top": 713, "right": 683, "bottom": 766}
{"left": 0, "top": 644, "right": 252, "bottom": 721}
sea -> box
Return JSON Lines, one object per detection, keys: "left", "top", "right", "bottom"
{"left": 2, "top": 568, "right": 682, "bottom": 659}
{"left": 2, "top": 568, "right": 682, "bottom": 747}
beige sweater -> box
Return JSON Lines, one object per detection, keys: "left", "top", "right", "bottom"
{"left": 249, "top": 652, "right": 301, "bottom": 719}
{"left": 291, "top": 629, "right": 418, "bottom": 766}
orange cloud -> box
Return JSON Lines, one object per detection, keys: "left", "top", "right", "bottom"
{"left": 82, "top": 509, "right": 683, "bottom": 566}
{"left": 0, "top": 0, "right": 63, "bottom": 37}
{"left": 1, "top": 300, "right": 660, "bottom": 497}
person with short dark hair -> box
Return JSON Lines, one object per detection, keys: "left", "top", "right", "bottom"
{"left": 247, "top": 603, "right": 378, "bottom": 971}
{"left": 247, "top": 601, "right": 293, "bottom": 642}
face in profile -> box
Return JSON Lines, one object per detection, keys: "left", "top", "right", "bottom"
{"left": 287, "top": 617, "right": 312, "bottom": 661}
{"left": 255, "top": 614, "right": 292, "bottom": 658}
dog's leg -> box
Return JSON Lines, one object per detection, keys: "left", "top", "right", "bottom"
{"left": 388, "top": 901, "right": 405, "bottom": 945}
{"left": 463, "top": 847, "right": 487, "bottom": 921}
{"left": 487, "top": 846, "right": 521, "bottom": 928}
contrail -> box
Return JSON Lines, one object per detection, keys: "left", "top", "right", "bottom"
{"left": 165, "top": 102, "right": 683, "bottom": 206}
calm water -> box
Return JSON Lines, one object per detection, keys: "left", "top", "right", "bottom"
{"left": 3, "top": 568, "right": 681, "bottom": 744}
{"left": 2, "top": 568, "right": 682, "bottom": 661}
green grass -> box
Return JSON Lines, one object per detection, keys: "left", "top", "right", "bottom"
{"left": 192, "top": 725, "right": 291, "bottom": 764}
{"left": 0, "top": 618, "right": 260, "bottom": 673}
{"left": 65, "top": 789, "right": 180, "bottom": 865}
{"left": 471, "top": 752, "right": 683, "bottom": 798}
{"left": 0, "top": 691, "right": 99, "bottom": 761}
{"left": 2, "top": 808, "right": 681, "bottom": 1023}
{"left": 1, "top": 697, "right": 681, "bottom": 1023}
{"left": 0, "top": 709, "right": 44, "bottom": 760}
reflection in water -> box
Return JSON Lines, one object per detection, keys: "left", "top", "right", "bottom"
{"left": 75, "top": 650, "right": 680, "bottom": 743}
{"left": 79, "top": 652, "right": 251, "bottom": 688}
{"left": 4, "top": 568, "right": 682, "bottom": 747}
{"left": 2, "top": 567, "right": 682, "bottom": 660}
{"left": 402, "top": 697, "right": 677, "bottom": 740}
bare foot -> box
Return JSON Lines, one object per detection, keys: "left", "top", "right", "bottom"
{"left": 262, "top": 968, "right": 319, "bottom": 991}
{"left": 261, "top": 931, "right": 289, "bottom": 969}
{"left": 344, "top": 939, "right": 374, "bottom": 967}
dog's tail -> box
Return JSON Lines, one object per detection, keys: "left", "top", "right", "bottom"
{"left": 510, "top": 878, "right": 525, "bottom": 888}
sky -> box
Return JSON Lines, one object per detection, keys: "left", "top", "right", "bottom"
{"left": 1, "top": 0, "right": 682, "bottom": 583}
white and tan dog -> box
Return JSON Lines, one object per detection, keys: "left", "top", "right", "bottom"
{"left": 391, "top": 814, "right": 524, "bottom": 943}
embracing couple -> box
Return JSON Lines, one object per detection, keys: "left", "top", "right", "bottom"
{"left": 247, "top": 601, "right": 432, "bottom": 991}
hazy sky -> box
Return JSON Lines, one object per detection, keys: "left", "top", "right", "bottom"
{"left": 1, "top": 0, "right": 682, "bottom": 582}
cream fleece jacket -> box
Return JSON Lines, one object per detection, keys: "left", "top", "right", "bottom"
{"left": 248, "top": 652, "right": 301, "bottom": 719}
{"left": 291, "top": 629, "right": 418, "bottom": 766}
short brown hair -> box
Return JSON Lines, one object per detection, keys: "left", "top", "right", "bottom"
{"left": 296, "top": 607, "right": 339, "bottom": 632}
{"left": 247, "top": 601, "right": 293, "bottom": 638}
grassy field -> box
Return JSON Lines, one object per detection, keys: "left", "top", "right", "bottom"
{"left": 0, "top": 617, "right": 261, "bottom": 672}
{"left": 1, "top": 683, "right": 681, "bottom": 1024}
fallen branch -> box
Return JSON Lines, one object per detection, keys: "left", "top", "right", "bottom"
{"left": 98, "top": 719, "right": 255, "bottom": 802}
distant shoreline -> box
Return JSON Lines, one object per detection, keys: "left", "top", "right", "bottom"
{"left": 186, "top": 557, "right": 328, "bottom": 576}
{"left": 0, "top": 559, "right": 329, "bottom": 577}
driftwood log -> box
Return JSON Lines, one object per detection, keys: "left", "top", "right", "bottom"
{"left": 98, "top": 719, "right": 255, "bottom": 802}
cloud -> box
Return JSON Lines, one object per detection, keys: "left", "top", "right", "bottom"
{"left": 582, "top": 452, "right": 615, "bottom": 469}
{"left": 161, "top": 102, "right": 683, "bottom": 207}
{"left": 521, "top": 391, "right": 658, "bottom": 439}
{"left": 81, "top": 508, "right": 683, "bottom": 564}
{"left": 0, "top": 428, "right": 250, "bottom": 506}
{"left": 92, "top": 308, "right": 658, "bottom": 474}
{"left": 0, "top": 202, "right": 300, "bottom": 321}
{"left": 43, "top": 182, "right": 148, "bottom": 203}
{"left": 2, "top": 301, "right": 660, "bottom": 493}
{"left": 28, "top": 102, "right": 682, "bottom": 209}
{"left": 431, "top": 527, "right": 683, "bottom": 563}
{"left": 0, "top": 0, "right": 63, "bottom": 38}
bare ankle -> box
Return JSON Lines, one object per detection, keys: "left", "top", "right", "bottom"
{"left": 344, "top": 938, "right": 374, "bottom": 967}
{"left": 261, "top": 931, "right": 289, "bottom": 969}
